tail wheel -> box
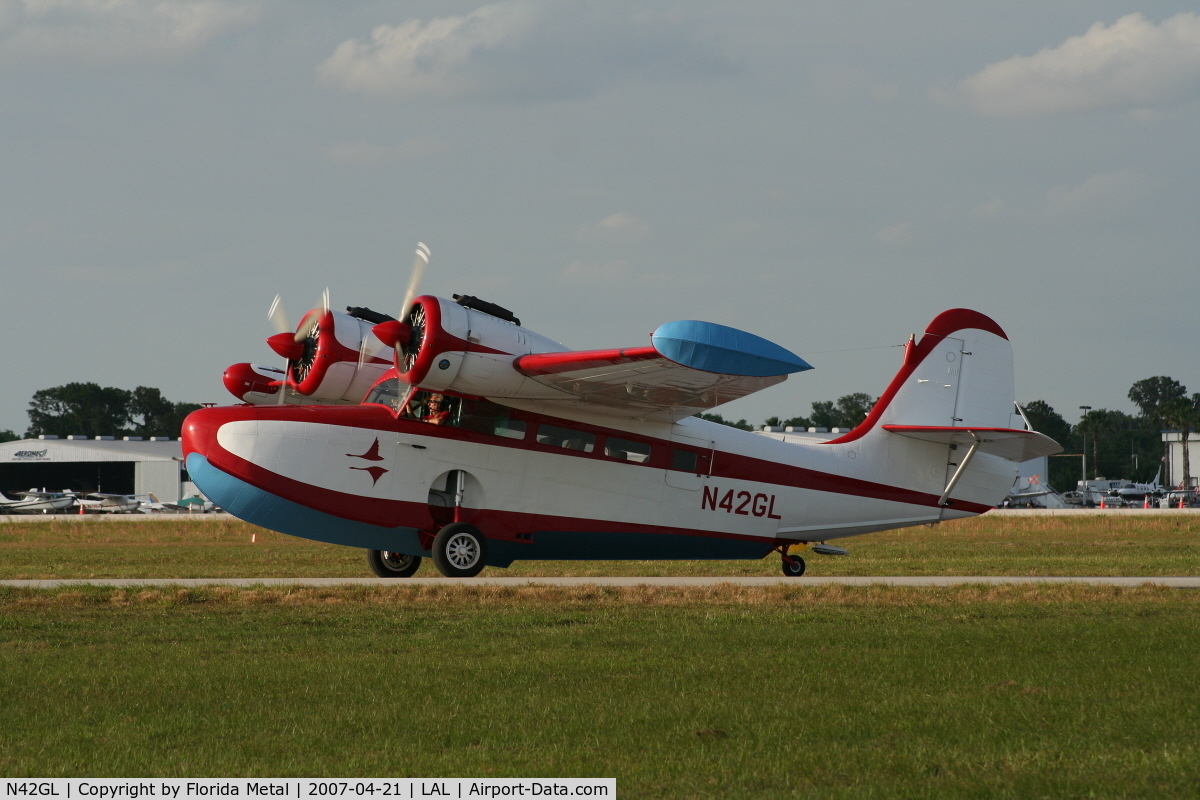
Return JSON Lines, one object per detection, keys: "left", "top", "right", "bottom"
{"left": 366, "top": 549, "right": 422, "bottom": 578}
{"left": 782, "top": 555, "right": 806, "bottom": 577}
{"left": 432, "top": 522, "right": 488, "bottom": 578}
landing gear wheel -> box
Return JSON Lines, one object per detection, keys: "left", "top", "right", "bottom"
{"left": 432, "top": 523, "right": 488, "bottom": 578}
{"left": 782, "top": 555, "right": 806, "bottom": 577}
{"left": 366, "top": 550, "right": 422, "bottom": 577}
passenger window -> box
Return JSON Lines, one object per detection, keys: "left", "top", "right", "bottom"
{"left": 536, "top": 424, "right": 595, "bottom": 453}
{"left": 456, "top": 397, "right": 526, "bottom": 440}
{"left": 494, "top": 416, "right": 527, "bottom": 440}
{"left": 671, "top": 449, "right": 698, "bottom": 472}
{"left": 605, "top": 437, "right": 652, "bottom": 463}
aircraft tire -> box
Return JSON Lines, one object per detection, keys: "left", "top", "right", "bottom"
{"left": 366, "top": 550, "right": 422, "bottom": 578}
{"left": 782, "top": 555, "right": 806, "bottom": 577}
{"left": 432, "top": 523, "right": 488, "bottom": 578}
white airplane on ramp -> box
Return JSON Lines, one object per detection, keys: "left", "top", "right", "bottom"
{"left": 0, "top": 489, "right": 77, "bottom": 514}
{"left": 183, "top": 244, "right": 1062, "bottom": 579}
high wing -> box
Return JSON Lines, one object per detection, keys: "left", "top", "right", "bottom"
{"left": 882, "top": 425, "right": 1063, "bottom": 462}
{"left": 511, "top": 320, "right": 812, "bottom": 423}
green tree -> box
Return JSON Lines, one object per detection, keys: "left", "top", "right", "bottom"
{"left": 25, "top": 383, "right": 199, "bottom": 439}
{"left": 834, "top": 393, "right": 875, "bottom": 428}
{"left": 1129, "top": 377, "right": 1190, "bottom": 486}
{"left": 808, "top": 400, "right": 838, "bottom": 429}
{"left": 697, "top": 412, "right": 753, "bottom": 431}
{"left": 1021, "top": 400, "right": 1078, "bottom": 489}
{"left": 1075, "top": 409, "right": 1148, "bottom": 481}
{"left": 129, "top": 387, "right": 201, "bottom": 438}
{"left": 1128, "top": 377, "right": 1187, "bottom": 424}
{"left": 1161, "top": 394, "right": 1199, "bottom": 489}
{"left": 26, "top": 383, "right": 133, "bottom": 438}
{"left": 0, "top": 429, "right": 20, "bottom": 443}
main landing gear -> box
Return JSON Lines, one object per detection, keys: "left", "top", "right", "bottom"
{"left": 366, "top": 523, "right": 490, "bottom": 579}
{"left": 366, "top": 550, "right": 423, "bottom": 577}
{"left": 431, "top": 522, "right": 488, "bottom": 578}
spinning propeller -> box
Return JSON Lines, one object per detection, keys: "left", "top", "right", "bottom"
{"left": 265, "top": 288, "right": 330, "bottom": 404}
{"left": 360, "top": 242, "right": 428, "bottom": 374}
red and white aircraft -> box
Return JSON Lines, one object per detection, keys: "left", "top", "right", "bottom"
{"left": 183, "top": 245, "right": 1061, "bottom": 578}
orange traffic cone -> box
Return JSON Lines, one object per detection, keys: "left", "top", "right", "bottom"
{"left": 1099, "top": 498, "right": 1107, "bottom": 509}
{"left": 1143, "top": 497, "right": 1150, "bottom": 509}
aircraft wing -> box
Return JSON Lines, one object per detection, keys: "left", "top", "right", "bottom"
{"left": 882, "top": 425, "right": 1062, "bottom": 462}
{"left": 512, "top": 320, "right": 812, "bottom": 423}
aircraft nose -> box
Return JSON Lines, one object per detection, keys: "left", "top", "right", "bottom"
{"left": 181, "top": 406, "right": 222, "bottom": 461}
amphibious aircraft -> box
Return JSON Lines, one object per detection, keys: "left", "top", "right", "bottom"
{"left": 183, "top": 244, "right": 1062, "bottom": 578}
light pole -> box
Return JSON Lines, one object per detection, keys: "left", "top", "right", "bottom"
{"left": 1079, "top": 406, "right": 1092, "bottom": 486}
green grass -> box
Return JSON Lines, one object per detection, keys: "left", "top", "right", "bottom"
{"left": 1, "top": 514, "right": 1197, "bottom": 579}
{"left": 1, "top": 584, "right": 1198, "bottom": 798}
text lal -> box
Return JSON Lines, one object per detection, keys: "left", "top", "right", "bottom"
{"left": 701, "top": 486, "right": 781, "bottom": 519}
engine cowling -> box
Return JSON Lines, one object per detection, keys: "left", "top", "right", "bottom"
{"left": 380, "top": 295, "right": 568, "bottom": 398}
{"left": 275, "top": 308, "right": 393, "bottom": 403}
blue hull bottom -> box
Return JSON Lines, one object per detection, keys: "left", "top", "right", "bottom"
{"left": 188, "top": 454, "right": 773, "bottom": 568}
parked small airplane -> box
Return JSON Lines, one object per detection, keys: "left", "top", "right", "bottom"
{"left": 0, "top": 489, "right": 77, "bottom": 514}
{"left": 184, "top": 244, "right": 1062, "bottom": 577}
{"left": 71, "top": 492, "right": 142, "bottom": 513}
{"left": 1116, "top": 469, "right": 1166, "bottom": 503}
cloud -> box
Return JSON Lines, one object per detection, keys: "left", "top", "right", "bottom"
{"left": 577, "top": 212, "right": 652, "bottom": 244}
{"left": 317, "top": 0, "right": 736, "bottom": 101}
{"left": 0, "top": 0, "right": 260, "bottom": 65}
{"left": 327, "top": 138, "right": 450, "bottom": 165}
{"left": 943, "top": 12, "right": 1200, "bottom": 116}
{"left": 317, "top": 2, "right": 537, "bottom": 99}
{"left": 1041, "top": 169, "right": 1154, "bottom": 220}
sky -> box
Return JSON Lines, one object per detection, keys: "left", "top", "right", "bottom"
{"left": 2, "top": 1, "right": 1197, "bottom": 435}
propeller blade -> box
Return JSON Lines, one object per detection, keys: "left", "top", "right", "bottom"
{"left": 267, "top": 294, "right": 291, "bottom": 334}
{"left": 400, "top": 243, "right": 429, "bottom": 322}
{"left": 395, "top": 243, "right": 429, "bottom": 366}
{"left": 357, "top": 326, "right": 387, "bottom": 372}
{"left": 278, "top": 361, "right": 288, "bottom": 405}
{"left": 294, "top": 287, "right": 331, "bottom": 342}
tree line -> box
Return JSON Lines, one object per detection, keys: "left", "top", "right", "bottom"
{"left": 0, "top": 383, "right": 201, "bottom": 442}
{"left": 700, "top": 376, "right": 1198, "bottom": 491}
{"left": 5, "top": 377, "right": 1196, "bottom": 491}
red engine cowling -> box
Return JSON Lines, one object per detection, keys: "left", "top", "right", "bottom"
{"left": 223, "top": 308, "right": 394, "bottom": 406}
{"left": 274, "top": 308, "right": 393, "bottom": 403}
{"left": 375, "top": 295, "right": 568, "bottom": 398}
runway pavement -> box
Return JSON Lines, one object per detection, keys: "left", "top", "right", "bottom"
{"left": 2, "top": 576, "right": 1198, "bottom": 588}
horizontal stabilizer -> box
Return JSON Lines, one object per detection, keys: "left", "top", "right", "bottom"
{"left": 882, "top": 425, "right": 1063, "bottom": 462}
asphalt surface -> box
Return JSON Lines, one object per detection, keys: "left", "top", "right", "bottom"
{"left": 2, "top": 576, "right": 1197, "bottom": 588}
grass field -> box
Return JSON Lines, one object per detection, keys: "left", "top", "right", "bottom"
{"left": 1, "top": 514, "right": 1197, "bottom": 579}
{"left": 1, "top": 584, "right": 1197, "bottom": 798}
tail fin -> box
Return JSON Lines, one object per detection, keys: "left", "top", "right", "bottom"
{"left": 830, "top": 309, "right": 1018, "bottom": 442}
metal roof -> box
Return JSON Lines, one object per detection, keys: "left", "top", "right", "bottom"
{"left": 1, "top": 438, "right": 182, "bottom": 463}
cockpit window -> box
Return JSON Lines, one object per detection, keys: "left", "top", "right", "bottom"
{"left": 393, "top": 389, "right": 528, "bottom": 440}
{"left": 363, "top": 378, "right": 403, "bottom": 412}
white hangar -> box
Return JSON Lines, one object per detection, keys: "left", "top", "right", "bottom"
{"left": 0, "top": 436, "right": 187, "bottom": 502}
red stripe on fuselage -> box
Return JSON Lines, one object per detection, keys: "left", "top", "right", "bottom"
{"left": 184, "top": 400, "right": 989, "bottom": 526}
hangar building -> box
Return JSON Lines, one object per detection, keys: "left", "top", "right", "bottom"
{"left": 0, "top": 436, "right": 187, "bottom": 502}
